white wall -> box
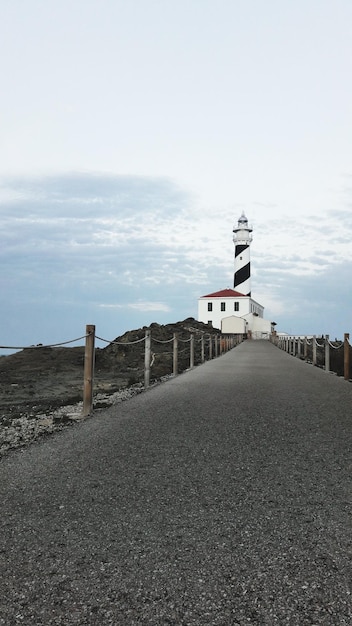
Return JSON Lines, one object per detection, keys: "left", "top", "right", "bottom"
{"left": 243, "top": 313, "right": 272, "bottom": 337}
{"left": 221, "top": 316, "right": 246, "bottom": 334}
{"left": 198, "top": 296, "right": 252, "bottom": 329}
{"left": 198, "top": 294, "right": 270, "bottom": 336}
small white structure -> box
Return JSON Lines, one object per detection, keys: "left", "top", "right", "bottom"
{"left": 222, "top": 314, "right": 273, "bottom": 338}
{"left": 198, "top": 213, "right": 275, "bottom": 338}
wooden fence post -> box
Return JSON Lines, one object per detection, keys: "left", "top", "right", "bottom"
{"left": 312, "top": 335, "right": 317, "bottom": 366}
{"left": 304, "top": 337, "right": 308, "bottom": 361}
{"left": 201, "top": 335, "right": 205, "bottom": 363}
{"left": 297, "top": 337, "right": 301, "bottom": 359}
{"left": 215, "top": 335, "right": 218, "bottom": 358}
{"left": 325, "top": 335, "right": 330, "bottom": 372}
{"left": 190, "top": 334, "right": 194, "bottom": 369}
{"left": 209, "top": 335, "right": 213, "bottom": 360}
{"left": 144, "top": 330, "right": 151, "bottom": 388}
{"left": 173, "top": 333, "right": 178, "bottom": 376}
{"left": 83, "top": 324, "right": 95, "bottom": 417}
{"left": 344, "top": 333, "right": 350, "bottom": 381}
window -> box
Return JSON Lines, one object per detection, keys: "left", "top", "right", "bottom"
{"left": 234, "top": 302, "right": 239, "bottom": 312}
{"left": 221, "top": 302, "right": 226, "bottom": 312}
{"left": 207, "top": 302, "right": 213, "bottom": 311}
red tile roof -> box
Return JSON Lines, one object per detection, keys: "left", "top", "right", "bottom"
{"left": 201, "top": 288, "right": 246, "bottom": 298}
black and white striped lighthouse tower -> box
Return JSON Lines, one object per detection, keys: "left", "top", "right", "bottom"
{"left": 233, "top": 212, "right": 253, "bottom": 296}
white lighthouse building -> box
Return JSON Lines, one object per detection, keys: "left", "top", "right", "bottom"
{"left": 198, "top": 213, "right": 274, "bottom": 338}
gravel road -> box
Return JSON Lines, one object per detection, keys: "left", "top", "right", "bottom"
{"left": 1, "top": 340, "right": 352, "bottom": 625}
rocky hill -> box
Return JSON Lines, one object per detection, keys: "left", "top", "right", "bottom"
{"left": 0, "top": 318, "right": 221, "bottom": 454}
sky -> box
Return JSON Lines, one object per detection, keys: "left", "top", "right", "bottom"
{"left": 1, "top": 0, "right": 352, "bottom": 351}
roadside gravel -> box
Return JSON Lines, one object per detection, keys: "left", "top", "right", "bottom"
{"left": 1, "top": 341, "right": 352, "bottom": 625}
{"left": 0, "top": 380, "right": 172, "bottom": 457}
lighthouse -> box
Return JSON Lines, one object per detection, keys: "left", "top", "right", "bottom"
{"left": 233, "top": 212, "right": 252, "bottom": 296}
{"left": 198, "top": 212, "right": 274, "bottom": 337}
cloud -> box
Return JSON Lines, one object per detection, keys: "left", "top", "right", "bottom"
{"left": 0, "top": 173, "right": 201, "bottom": 347}
{"left": 1, "top": 172, "right": 352, "bottom": 349}
{"left": 0, "top": 172, "right": 188, "bottom": 216}
{"left": 100, "top": 301, "right": 171, "bottom": 313}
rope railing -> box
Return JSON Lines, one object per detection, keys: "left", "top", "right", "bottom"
{"left": 271, "top": 331, "right": 351, "bottom": 383}
{"left": 2, "top": 325, "right": 245, "bottom": 419}
{"left": 95, "top": 334, "right": 146, "bottom": 345}
{"left": 0, "top": 334, "right": 89, "bottom": 351}
{"left": 153, "top": 337, "right": 174, "bottom": 344}
{"left": 328, "top": 340, "right": 344, "bottom": 349}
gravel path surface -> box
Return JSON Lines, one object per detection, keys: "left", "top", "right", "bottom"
{"left": 1, "top": 340, "right": 352, "bottom": 625}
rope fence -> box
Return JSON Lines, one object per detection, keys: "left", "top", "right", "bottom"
{"left": 0, "top": 334, "right": 89, "bottom": 351}
{"left": 3, "top": 327, "right": 349, "bottom": 422}
{"left": 1, "top": 325, "right": 246, "bottom": 418}
{"left": 271, "top": 332, "right": 351, "bottom": 382}
{"left": 95, "top": 335, "right": 146, "bottom": 345}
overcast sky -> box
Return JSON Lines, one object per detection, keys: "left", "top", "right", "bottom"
{"left": 1, "top": 0, "right": 352, "bottom": 350}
